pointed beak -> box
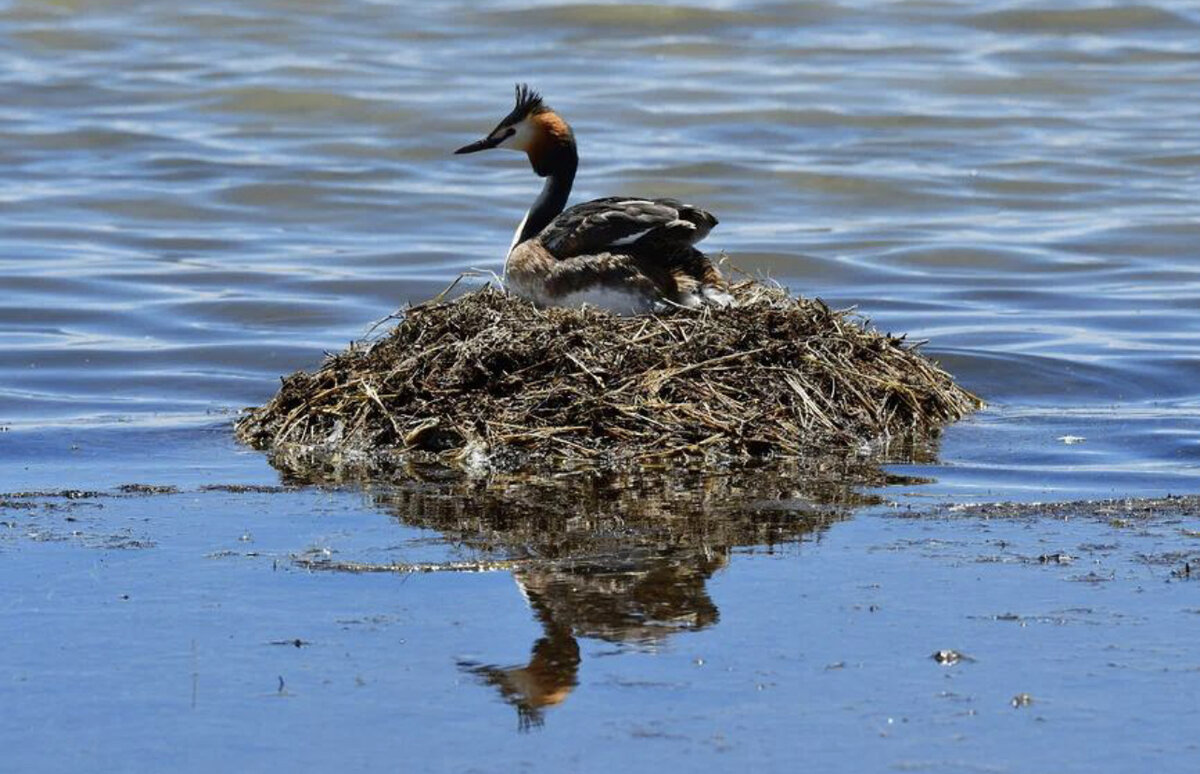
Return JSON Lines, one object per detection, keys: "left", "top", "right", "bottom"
{"left": 454, "top": 136, "right": 501, "bottom": 154}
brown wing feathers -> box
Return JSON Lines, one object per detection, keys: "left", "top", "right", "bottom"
{"left": 541, "top": 197, "right": 718, "bottom": 258}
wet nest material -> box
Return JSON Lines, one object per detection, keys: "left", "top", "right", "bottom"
{"left": 235, "top": 278, "right": 981, "bottom": 466}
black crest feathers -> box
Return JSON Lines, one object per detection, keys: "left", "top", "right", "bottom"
{"left": 501, "top": 83, "right": 545, "bottom": 127}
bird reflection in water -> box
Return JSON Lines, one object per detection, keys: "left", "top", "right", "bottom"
{"left": 460, "top": 551, "right": 724, "bottom": 729}
{"left": 271, "top": 443, "right": 936, "bottom": 730}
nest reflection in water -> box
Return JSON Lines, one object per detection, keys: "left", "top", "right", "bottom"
{"left": 274, "top": 441, "right": 936, "bottom": 729}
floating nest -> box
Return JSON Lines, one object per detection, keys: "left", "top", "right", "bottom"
{"left": 235, "top": 277, "right": 981, "bottom": 467}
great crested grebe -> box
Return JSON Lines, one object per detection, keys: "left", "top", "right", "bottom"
{"left": 455, "top": 84, "right": 732, "bottom": 314}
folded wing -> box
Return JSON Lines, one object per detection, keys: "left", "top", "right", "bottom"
{"left": 539, "top": 197, "right": 718, "bottom": 259}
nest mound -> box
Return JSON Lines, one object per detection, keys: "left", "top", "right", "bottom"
{"left": 235, "top": 279, "right": 981, "bottom": 465}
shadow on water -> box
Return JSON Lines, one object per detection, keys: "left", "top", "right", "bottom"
{"left": 264, "top": 442, "right": 938, "bottom": 729}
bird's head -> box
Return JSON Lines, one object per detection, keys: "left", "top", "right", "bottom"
{"left": 455, "top": 84, "right": 576, "bottom": 177}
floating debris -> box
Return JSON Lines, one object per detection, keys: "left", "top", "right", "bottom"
{"left": 0, "top": 489, "right": 106, "bottom": 500}
{"left": 925, "top": 494, "right": 1200, "bottom": 523}
{"left": 116, "top": 483, "right": 180, "bottom": 495}
{"left": 236, "top": 279, "right": 980, "bottom": 467}
{"left": 198, "top": 484, "right": 293, "bottom": 494}
{"left": 932, "top": 649, "right": 975, "bottom": 665}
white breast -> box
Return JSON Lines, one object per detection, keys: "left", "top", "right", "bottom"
{"left": 553, "top": 285, "right": 657, "bottom": 315}
{"left": 505, "top": 272, "right": 655, "bottom": 316}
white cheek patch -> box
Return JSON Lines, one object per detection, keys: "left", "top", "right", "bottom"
{"left": 496, "top": 118, "right": 535, "bottom": 152}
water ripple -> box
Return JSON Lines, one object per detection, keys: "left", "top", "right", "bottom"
{"left": 0, "top": 0, "right": 1198, "bottom": 481}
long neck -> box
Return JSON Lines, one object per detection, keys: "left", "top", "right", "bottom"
{"left": 510, "top": 147, "right": 577, "bottom": 252}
